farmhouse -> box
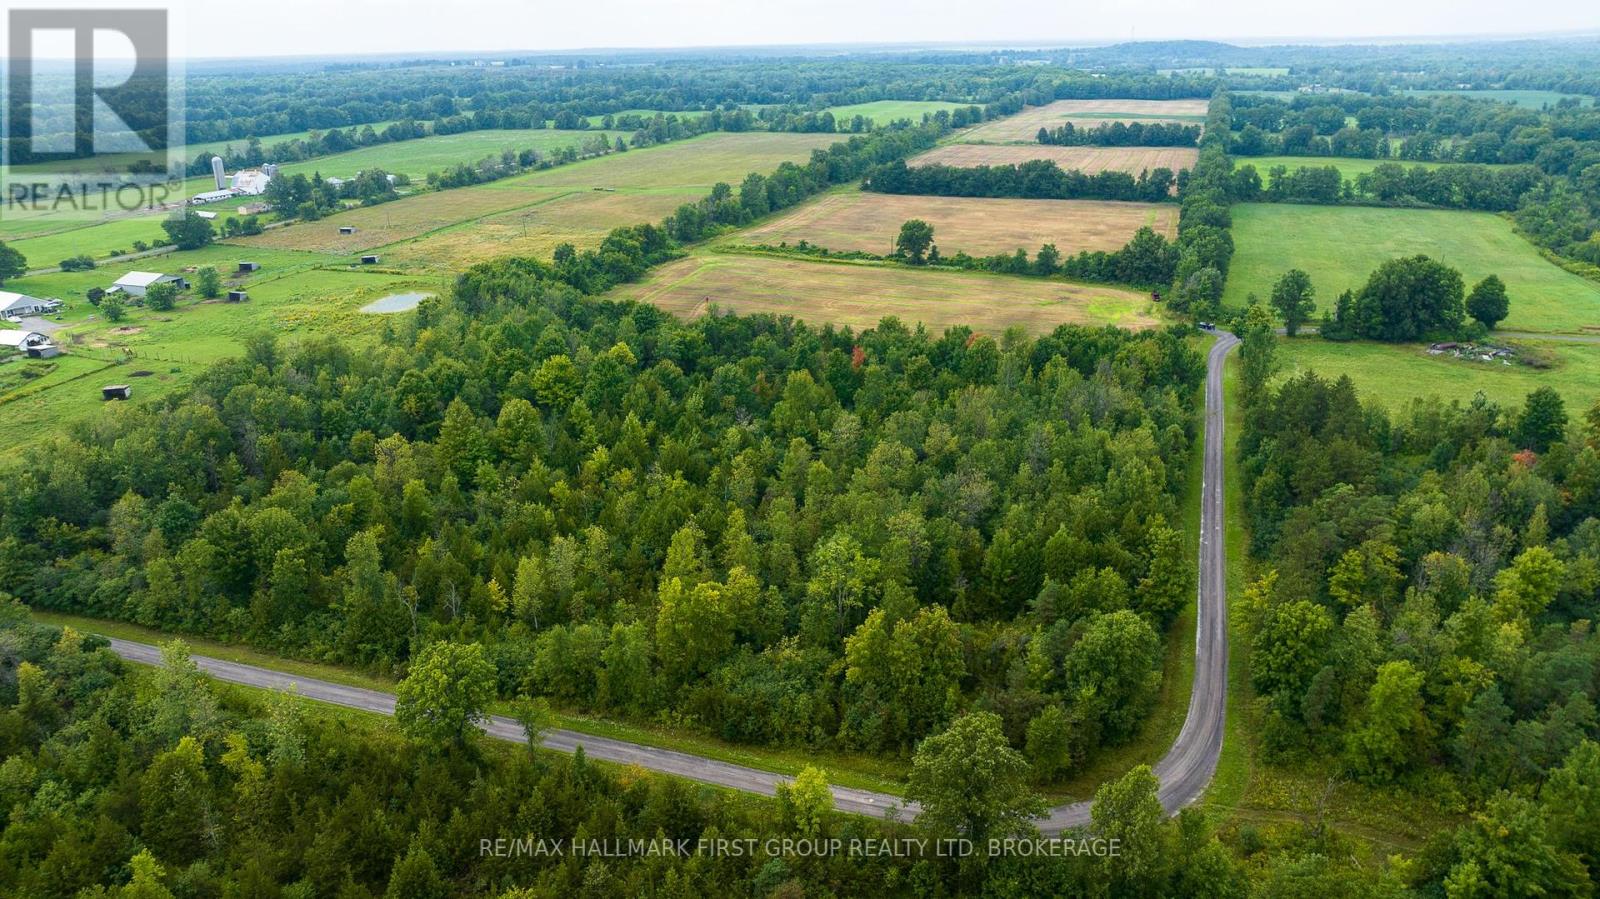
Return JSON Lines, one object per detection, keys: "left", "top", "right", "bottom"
{"left": 0, "top": 291, "right": 60, "bottom": 318}
{"left": 109, "top": 271, "right": 189, "bottom": 298}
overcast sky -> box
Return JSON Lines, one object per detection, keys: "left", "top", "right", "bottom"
{"left": 180, "top": 0, "right": 1597, "bottom": 58}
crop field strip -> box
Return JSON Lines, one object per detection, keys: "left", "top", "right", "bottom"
{"left": 909, "top": 143, "right": 1199, "bottom": 174}
{"left": 609, "top": 252, "right": 1161, "bottom": 335}
{"left": 956, "top": 99, "right": 1211, "bottom": 144}
{"left": 731, "top": 191, "right": 1179, "bottom": 257}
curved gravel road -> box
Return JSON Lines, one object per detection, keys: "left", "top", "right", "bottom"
{"left": 100, "top": 331, "right": 1240, "bottom": 835}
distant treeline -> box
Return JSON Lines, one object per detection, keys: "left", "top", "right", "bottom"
{"left": 863, "top": 158, "right": 1181, "bottom": 203}
{"left": 1037, "top": 121, "right": 1201, "bottom": 147}
{"left": 1234, "top": 160, "right": 1543, "bottom": 210}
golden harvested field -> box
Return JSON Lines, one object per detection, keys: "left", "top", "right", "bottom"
{"left": 230, "top": 132, "right": 842, "bottom": 259}
{"left": 610, "top": 253, "right": 1161, "bottom": 334}
{"left": 910, "top": 144, "right": 1199, "bottom": 175}
{"left": 957, "top": 99, "right": 1210, "bottom": 144}
{"left": 732, "top": 192, "right": 1178, "bottom": 256}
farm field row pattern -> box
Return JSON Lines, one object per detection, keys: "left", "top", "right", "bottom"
{"left": 729, "top": 190, "right": 1178, "bottom": 257}
{"left": 606, "top": 251, "right": 1161, "bottom": 335}
{"left": 910, "top": 143, "right": 1199, "bottom": 174}
{"left": 956, "top": 99, "right": 1211, "bottom": 144}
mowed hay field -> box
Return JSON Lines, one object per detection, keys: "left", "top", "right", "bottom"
{"left": 231, "top": 132, "right": 842, "bottom": 259}
{"left": 1275, "top": 338, "right": 1600, "bottom": 411}
{"left": 275, "top": 129, "right": 625, "bottom": 180}
{"left": 1223, "top": 204, "right": 1600, "bottom": 334}
{"left": 382, "top": 190, "right": 699, "bottom": 269}
{"left": 609, "top": 253, "right": 1161, "bottom": 334}
{"left": 732, "top": 191, "right": 1178, "bottom": 257}
{"left": 957, "top": 99, "right": 1210, "bottom": 144}
{"left": 911, "top": 144, "right": 1198, "bottom": 174}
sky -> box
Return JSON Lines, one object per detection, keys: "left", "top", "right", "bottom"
{"left": 180, "top": 0, "right": 1597, "bottom": 58}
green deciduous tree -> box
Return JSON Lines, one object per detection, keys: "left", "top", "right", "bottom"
{"left": 1269, "top": 268, "right": 1316, "bottom": 336}
{"left": 144, "top": 281, "right": 178, "bottom": 312}
{"left": 1466, "top": 274, "right": 1509, "bottom": 329}
{"left": 161, "top": 210, "right": 215, "bottom": 251}
{"left": 1517, "top": 386, "right": 1568, "bottom": 452}
{"left": 1344, "top": 659, "right": 1431, "bottom": 782}
{"left": 907, "top": 711, "right": 1045, "bottom": 842}
{"left": 394, "top": 641, "right": 497, "bottom": 746}
{"left": 0, "top": 242, "right": 27, "bottom": 284}
{"left": 196, "top": 267, "right": 222, "bottom": 299}
{"left": 894, "top": 219, "right": 935, "bottom": 264}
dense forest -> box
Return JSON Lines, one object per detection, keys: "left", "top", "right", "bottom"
{"left": 1233, "top": 313, "right": 1600, "bottom": 896}
{"left": 0, "top": 600, "right": 1278, "bottom": 898}
{"left": 0, "top": 220, "right": 1205, "bottom": 781}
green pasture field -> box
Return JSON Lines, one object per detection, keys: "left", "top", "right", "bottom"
{"left": 276, "top": 128, "right": 625, "bottom": 181}
{"left": 1223, "top": 204, "right": 1600, "bottom": 334}
{"left": 822, "top": 100, "right": 971, "bottom": 123}
{"left": 1272, "top": 337, "right": 1600, "bottom": 411}
{"left": 2, "top": 179, "right": 263, "bottom": 267}
{"left": 0, "top": 245, "right": 438, "bottom": 448}
{"left": 234, "top": 132, "right": 843, "bottom": 259}
{"left": 1403, "top": 89, "right": 1594, "bottom": 109}
{"left": 1235, "top": 155, "right": 1511, "bottom": 182}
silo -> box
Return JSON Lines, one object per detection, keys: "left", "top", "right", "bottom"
{"left": 211, "top": 156, "right": 226, "bottom": 191}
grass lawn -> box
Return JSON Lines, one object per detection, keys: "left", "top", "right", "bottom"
{"left": 611, "top": 250, "right": 1162, "bottom": 335}
{"left": 1273, "top": 337, "right": 1600, "bottom": 411}
{"left": 823, "top": 100, "right": 972, "bottom": 123}
{"left": 1223, "top": 204, "right": 1600, "bottom": 334}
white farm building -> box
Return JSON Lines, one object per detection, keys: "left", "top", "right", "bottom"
{"left": 230, "top": 169, "right": 273, "bottom": 196}
{"left": 109, "top": 271, "right": 188, "bottom": 298}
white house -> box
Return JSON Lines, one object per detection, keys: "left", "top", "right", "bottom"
{"left": 109, "top": 271, "right": 188, "bottom": 298}
{"left": 0, "top": 291, "right": 58, "bottom": 318}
